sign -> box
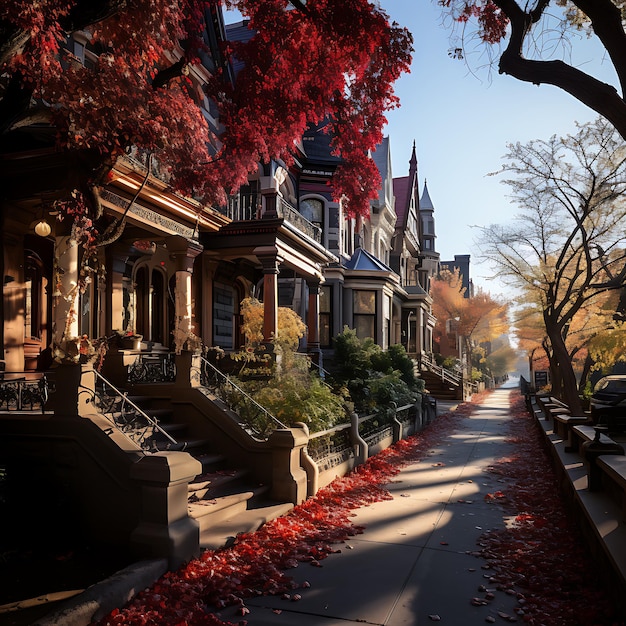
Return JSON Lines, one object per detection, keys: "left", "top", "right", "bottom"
{"left": 534, "top": 370, "right": 549, "bottom": 389}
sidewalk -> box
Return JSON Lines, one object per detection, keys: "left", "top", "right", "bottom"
{"left": 215, "top": 379, "right": 524, "bottom": 625}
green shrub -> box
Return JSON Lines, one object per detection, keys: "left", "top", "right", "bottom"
{"left": 332, "top": 326, "right": 382, "bottom": 381}
{"left": 331, "top": 328, "right": 422, "bottom": 417}
{"left": 228, "top": 371, "right": 349, "bottom": 436}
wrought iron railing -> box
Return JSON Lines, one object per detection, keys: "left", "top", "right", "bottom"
{"left": 359, "top": 411, "right": 394, "bottom": 447}
{"left": 421, "top": 353, "right": 463, "bottom": 387}
{"left": 92, "top": 370, "right": 179, "bottom": 451}
{"left": 0, "top": 374, "right": 49, "bottom": 411}
{"left": 307, "top": 422, "right": 353, "bottom": 470}
{"left": 222, "top": 193, "right": 322, "bottom": 243}
{"left": 307, "top": 402, "right": 417, "bottom": 470}
{"left": 276, "top": 197, "right": 322, "bottom": 243}
{"left": 196, "top": 356, "right": 287, "bottom": 438}
{"left": 128, "top": 352, "right": 176, "bottom": 384}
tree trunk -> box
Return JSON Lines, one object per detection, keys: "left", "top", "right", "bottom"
{"left": 578, "top": 354, "right": 594, "bottom": 394}
{"left": 544, "top": 319, "right": 583, "bottom": 414}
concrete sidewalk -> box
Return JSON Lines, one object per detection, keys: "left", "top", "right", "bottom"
{"left": 216, "top": 379, "right": 523, "bottom": 625}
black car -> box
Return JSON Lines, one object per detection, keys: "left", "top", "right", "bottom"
{"left": 590, "top": 375, "right": 626, "bottom": 431}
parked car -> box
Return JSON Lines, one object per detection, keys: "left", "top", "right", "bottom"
{"left": 590, "top": 375, "right": 626, "bottom": 431}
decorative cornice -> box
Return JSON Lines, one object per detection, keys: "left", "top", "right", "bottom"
{"left": 99, "top": 188, "right": 196, "bottom": 239}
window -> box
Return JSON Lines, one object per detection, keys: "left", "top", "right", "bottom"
{"left": 353, "top": 290, "right": 376, "bottom": 340}
{"left": 300, "top": 198, "right": 323, "bottom": 229}
{"left": 213, "top": 282, "right": 235, "bottom": 349}
{"left": 320, "top": 286, "right": 332, "bottom": 347}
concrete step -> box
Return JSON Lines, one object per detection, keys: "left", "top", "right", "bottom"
{"left": 189, "top": 490, "right": 255, "bottom": 530}
{"left": 188, "top": 468, "right": 249, "bottom": 498}
{"left": 199, "top": 501, "right": 295, "bottom": 550}
{"left": 153, "top": 438, "right": 209, "bottom": 452}
{"left": 194, "top": 453, "right": 227, "bottom": 473}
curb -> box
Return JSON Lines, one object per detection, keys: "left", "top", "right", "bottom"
{"left": 33, "top": 559, "right": 168, "bottom": 626}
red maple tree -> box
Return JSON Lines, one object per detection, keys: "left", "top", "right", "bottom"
{"left": 0, "top": 0, "right": 412, "bottom": 219}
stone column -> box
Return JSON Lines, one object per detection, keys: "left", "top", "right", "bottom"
{"left": 255, "top": 248, "right": 281, "bottom": 343}
{"left": 130, "top": 451, "right": 202, "bottom": 568}
{"left": 52, "top": 235, "right": 79, "bottom": 345}
{"left": 268, "top": 426, "right": 309, "bottom": 504}
{"left": 261, "top": 189, "right": 279, "bottom": 219}
{"left": 166, "top": 236, "right": 203, "bottom": 354}
{"left": 350, "top": 411, "right": 368, "bottom": 465}
{"left": 305, "top": 278, "right": 322, "bottom": 368}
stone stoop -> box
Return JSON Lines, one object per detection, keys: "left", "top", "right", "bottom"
{"left": 187, "top": 465, "right": 294, "bottom": 550}
{"left": 198, "top": 501, "right": 295, "bottom": 550}
{"left": 113, "top": 390, "right": 296, "bottom": 553}
{"left": 419, "top": 370, "right": 461, "bottom": 400}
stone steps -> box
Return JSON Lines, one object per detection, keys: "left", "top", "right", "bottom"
{"left": 117, "top": 389, "right": 293, "bottom": 551}
{"left": 419, "top": 370, "right": 460, "bottom": 400}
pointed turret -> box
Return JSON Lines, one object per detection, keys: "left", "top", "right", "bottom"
{"left": 420, "top": 179, "right": 437, "bottom": 255}
{"left": 420, "top": 180, "right": 435, "bottom": 211}
{"left": 408, "top": 140, "right": 418, "bottom": 183}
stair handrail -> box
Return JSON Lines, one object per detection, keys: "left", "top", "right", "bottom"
{"left": 421, "top": 354, "right": 462, "bottom": 386}
{"left": 93, "top": 369, "right": 179, "bottom": 449}
{"left": 198, "top": 356, "right": 288, "bottom": 431}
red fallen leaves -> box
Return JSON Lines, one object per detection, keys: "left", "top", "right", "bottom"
{"left": 484, "top": 490, "right": 505, "bottom": 502}
{"left": 97, "top": 389, "right": 625, "bottom": 626}
{"left": 94, "top": 405, "right": 469, "bottom": 625}
{"left": 475, "top": 393, "right": 624, "bottom": 626}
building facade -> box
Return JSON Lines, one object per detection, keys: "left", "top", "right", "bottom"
{"left": 0, "top": 7, "right": 442, "bottom": 567}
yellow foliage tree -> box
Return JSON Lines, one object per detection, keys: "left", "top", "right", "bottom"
{"left": 240, "top": 297, "right": 307, "bottom": 351}
{"left": 588, "top": 321, "right": 626, "bottom": 374}
{"left": 431, "top": 269, "right": 509, "bottom": 375}
{"left": 238, "top": 297, "right": 308, "bottom": 375}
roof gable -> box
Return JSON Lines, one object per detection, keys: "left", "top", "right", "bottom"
{"left": 345, "top": 247, "right": 393, "bottom": 272}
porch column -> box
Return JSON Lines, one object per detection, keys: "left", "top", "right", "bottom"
{"left": 415, "top": 307, "right": 424, "bottom": 354}
{"left": 255, "top": 247, "right": 281, "bottom": 343}
{"left": 305, "top": 278, "right": 322, "bottom": 367}
{"left": 52, "top": 235, "right": 79, "bottom": 345}
{"left": 166, "top": 236, "right": 203, "bottom": 354}
{"left": 261, "top": 189, "right": 279, "bottom": 219}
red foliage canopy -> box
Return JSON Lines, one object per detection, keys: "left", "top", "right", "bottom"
{"left": 0, "top": 0, "right": 413, "bottom": 218}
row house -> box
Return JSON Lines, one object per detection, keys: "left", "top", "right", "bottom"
{"left": 0, "top": 7, "right": 439, "bottom": 570}
{"left": 304, "top": 134, "right": 439, "bottom": 364}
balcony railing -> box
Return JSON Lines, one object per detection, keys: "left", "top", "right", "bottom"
{"left": 277, "top": 196, "right": 322, "bottom": 243}
{"left": 222, "top": 193, "right": 322, "bottom": 244}
{"left": 0, "top": 374, "right": 49, "bottom": 411}
{"left": 225, "top": 192, "right": 261, "bottom": 222}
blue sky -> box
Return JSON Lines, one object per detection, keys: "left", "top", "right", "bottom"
{"left": 382, "top": 1, "right": 617, "bottom": 296}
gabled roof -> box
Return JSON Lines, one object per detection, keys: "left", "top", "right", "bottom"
{"left": 302, "top": 123, "right": 341, "bottom": 166}
{"left": 344, "top": 247, "right": 393, "bottom": 272}
{"left": 392, "top": 141, "right": 419, "bottom": 231}
{"left": 393, "top": 176, "right": 410, "bottom": 225}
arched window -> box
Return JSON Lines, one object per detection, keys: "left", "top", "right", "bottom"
{"left": 300, "top": 198, "right": 324, "bottom": 230}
